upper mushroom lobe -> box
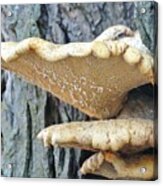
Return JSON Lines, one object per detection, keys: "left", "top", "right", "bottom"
{"left": 1, "top": 25, "right": 154, "bottom": 119}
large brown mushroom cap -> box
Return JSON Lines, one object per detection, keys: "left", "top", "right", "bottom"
{"left": 1, "top": 25, "right": 154, "bottom": 119}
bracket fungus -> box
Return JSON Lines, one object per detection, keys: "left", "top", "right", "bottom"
{"left": 80, "top": 152, "right": 154, "bottom": 180}
{"left": 1, "top": 25, "right": 156, "bottom": 180}
{"left": 1, "top": 25, "right": 154, "bottom": 119}
{"left": 37, "top": 119, "right": 154, "bottom": 152}
{"left": 37, "top": 119, "right": 155, "bottom": 180}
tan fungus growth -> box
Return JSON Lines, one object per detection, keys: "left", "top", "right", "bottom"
{"left": 1, "top": 25, "right": 154, "bottom": 119}
{"left": 1, "top": 25, "right": 156, "bottom": 180}
{"left": 37, "top": 118, "right": 155, "bottom": 179}
{"left": 80, "top": 151, "right": 155, "bottom": 180}
{"left": 37, "top": 118, "right": 154, "bottom": 152}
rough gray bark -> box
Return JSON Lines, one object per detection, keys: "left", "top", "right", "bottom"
{"left": 1, "top": 2, "right": 157, "bottom": 178}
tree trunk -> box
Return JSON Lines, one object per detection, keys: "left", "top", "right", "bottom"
{"left": 1, "top": 2, "right": 157, "bottom": 178}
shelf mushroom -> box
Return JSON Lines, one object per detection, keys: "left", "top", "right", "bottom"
{"left": 37, "top": 119, "right": 154, "bottom": 152}
{"left": 37, "top": 118, "right": 155, "bottom": 180}
{"left": 80, "top": 151, "right": 154, "bottom": 180}
{"left": 1, "top": 25, "right": 156, "bottom": 180}
{"left": 1, "top": 25, "right": 154, "bottom": 119}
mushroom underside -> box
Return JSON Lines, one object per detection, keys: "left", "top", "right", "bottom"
{"left": 1, "top": 27, "right": 154, "bottom": 119}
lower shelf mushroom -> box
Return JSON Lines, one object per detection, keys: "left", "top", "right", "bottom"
{"left": 80, "top": 151, "right": 155, "bottom": 180}
{"left": 37, "top": 118, "right": 154, "bottom": 152}
{"left": 37, "top": 118, "right": 156, "bottom": 180}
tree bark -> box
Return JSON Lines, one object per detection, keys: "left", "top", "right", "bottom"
{"left": 1, "top": 2, "right": 157, "bottom": 178}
